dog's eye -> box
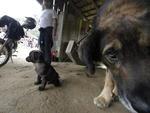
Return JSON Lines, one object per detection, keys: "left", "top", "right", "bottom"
{"left": 103, "top": 48, "right": 119, "bottom": 65}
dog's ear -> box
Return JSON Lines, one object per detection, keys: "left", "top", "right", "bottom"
{"left": 78, "top": 30, "right": 102, "bottom": 75}
{"left": 30, "top": 51, "right": 37, "bottom": 62}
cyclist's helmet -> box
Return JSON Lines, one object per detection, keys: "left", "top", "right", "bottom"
{"left": 22, "top": 17, "right": 36, "bottom": 29}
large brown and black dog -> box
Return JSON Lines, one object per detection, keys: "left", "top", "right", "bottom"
{"left": 26, "top": 50, "right": 61, "bottom": 91}
{"left": 78, "top": 0, "right": 150, "bottom": 113}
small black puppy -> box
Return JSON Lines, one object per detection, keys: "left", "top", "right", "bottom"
{"left": 26, "top": 50, "right": 61, "bottom": 91}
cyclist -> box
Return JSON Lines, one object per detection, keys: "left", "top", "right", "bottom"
{"left": 0, "top": 15, "right": 24, "bottom": 46}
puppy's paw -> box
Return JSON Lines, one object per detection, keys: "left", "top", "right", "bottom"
{"left": 34, "top": 81, "right": 41, "bottom": 85}
{"left": 38, "top": 86, "right": 45, "bottom": 91}
{"left": 94, "top": 96, "right": 110, "bottom": 109}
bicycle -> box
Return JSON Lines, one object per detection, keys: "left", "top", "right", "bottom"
{"left": 0, "top": 17, "right": 36, "bottom": 67}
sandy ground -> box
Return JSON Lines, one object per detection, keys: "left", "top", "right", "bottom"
{"left": 0, "top": 45, "right": 130, "bottom": 113}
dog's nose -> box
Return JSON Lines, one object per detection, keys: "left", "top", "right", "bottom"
{"left": 26, "top": 57, "right": 30, "bottom": 62}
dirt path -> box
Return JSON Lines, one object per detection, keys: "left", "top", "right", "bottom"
{"left": 0, "top": 58, "right": 129, "bottom": 113}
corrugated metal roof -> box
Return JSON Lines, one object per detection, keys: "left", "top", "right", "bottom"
{"left": 36, "top": 0, "right": 104, "bottom": 22}
{"left": 68, "top": 0, "right": 104, "bottom": 24}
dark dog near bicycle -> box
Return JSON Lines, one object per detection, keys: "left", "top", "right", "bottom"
{"left": 26, "top": 50, "right": 61, "bottom": 91}
{"left": 79, "top": 0, "right": 150, "bottom": 113}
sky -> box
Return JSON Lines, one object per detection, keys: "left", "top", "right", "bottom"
{"left": 0, "top": 0, "right": 42, "bottom": 18}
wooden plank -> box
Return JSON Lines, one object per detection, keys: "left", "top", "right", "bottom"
{"left": 82, "top": 8, "right": 96, "bottom": 13}
{"left": 91, "top": 0, "right": 98, "bottom": 10}
{"left": 69, "top": 0, "right": 89, "bottom": 21}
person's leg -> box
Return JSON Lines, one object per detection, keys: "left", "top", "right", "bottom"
{"left": 5, "top": 38, "right": 14, "bottom": 49}
{"left": 43, "top": 28, "right": 53, "bottom": 64}
{"left": 39, "top": 29, "right": 45, "bottom": 52}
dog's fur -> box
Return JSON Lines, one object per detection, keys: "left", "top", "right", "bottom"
{"left": 26, "top": 50, "right": 61, "bottom": 91}
{"left": 78, "top": 0, "right": 150, "bottom": 112}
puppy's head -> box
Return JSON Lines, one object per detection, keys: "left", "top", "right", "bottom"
{"left": 26, "top": 50, "right": 44, "bottom": 63}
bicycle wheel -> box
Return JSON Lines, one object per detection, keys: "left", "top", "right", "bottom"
{"left": 0, "top": 40, "right": 11, "bottom": 67}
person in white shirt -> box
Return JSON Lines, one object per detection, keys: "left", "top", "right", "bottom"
{"left": 39, "top": 0, "right": 57, "bottom": 64}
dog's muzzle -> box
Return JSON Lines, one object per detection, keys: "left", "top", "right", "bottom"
{"left": 26, "top": 57, "right": 31, "bottom": 62}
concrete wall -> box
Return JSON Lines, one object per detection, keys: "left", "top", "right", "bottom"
{"left": 54, "top": 2, "right": 90, "bottom": 61}
{"left": 58, "top": 3, "right": 82, "bottom": 61}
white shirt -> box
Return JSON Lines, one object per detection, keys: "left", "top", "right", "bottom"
{"left": 39, "top": 9, "right": 57, "bottom": 28}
